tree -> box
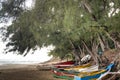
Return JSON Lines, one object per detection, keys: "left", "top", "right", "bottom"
{"left": 1, "top": 0, "right": 120, "bottom": 65}
{"left": 0, "top": 0, "right": 26, "bottom": 22}
{"left": 5, "top": 11, "right": 37, "bottom": 56}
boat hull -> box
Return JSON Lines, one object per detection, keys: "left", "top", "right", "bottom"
{"left": 74, "top": 72, "right": 104, "bottom": 80}
{"left": 74, "top": 63, "right": 114, "bottom": 80}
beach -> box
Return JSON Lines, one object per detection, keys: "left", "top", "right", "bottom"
{"left": 0, "top": 61, "right": 120, "bottom": 80}
{"left": 0, "top": 64, "right": 63, "bottom": 80}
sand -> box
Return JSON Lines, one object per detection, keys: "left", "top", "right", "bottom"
{"left": 0, "top": 64, "right": 120, "bottom": 80}
{"left": 0, "top": 64, "right": 63, "bottom": 80}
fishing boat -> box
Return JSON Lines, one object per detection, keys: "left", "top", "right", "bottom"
{"left": 52, "top": 60, "right": 75, "bottom": 68}
{"left": 64, "top": 63, "right": 99, "bottom": 72}
{"left": 51, "top": 63, "right": 95, "bottom": 80}
{"left": 78, "top": 65, "right": 98, "bottom": 72}
{"left": 52, "top": 68, "right": 78, "bottom": 80}
{"left": 51, "top": 66, "right": 79, "bottom": 77}
{"left": 51, "top": 63, "right": 91, "bottom": 75}
{"left": 74, "top": 63, "right": 114, "bottom": 80}
{"left": 53, "top": 74, "right": 74, "bottom": 80}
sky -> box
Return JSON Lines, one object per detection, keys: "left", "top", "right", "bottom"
{"left": 0, "top": 0, "right": 53, "bottom": 63}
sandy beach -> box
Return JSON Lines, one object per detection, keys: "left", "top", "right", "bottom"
{"left": 0, "top": 64, "right": 63, "bottom": 80}
{"left": 1, "top": 60, "right": 119, "bottom": 80}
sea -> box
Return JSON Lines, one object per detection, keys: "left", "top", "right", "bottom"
{"left": 0, "top": 60, "right": 40, "bottom": 65}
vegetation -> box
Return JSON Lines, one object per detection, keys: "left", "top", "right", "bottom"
{"left": 0, "top": 0, "right": 120, "bottom": 65}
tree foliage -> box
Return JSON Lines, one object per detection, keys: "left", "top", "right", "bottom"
{"left": 0, "top": 0, "right": 26, "bottom": 22}
{"left": 0, "top": 0, "right": 120, "bottom": 63}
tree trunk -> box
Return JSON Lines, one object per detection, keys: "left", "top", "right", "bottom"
{"left": 106, "top": 32, "right": 120, "bottom": 49}
{"left": 81, "top": 0, "right": 97, "bottom": 21}
{"left": 69, "top": 39, "right": 81, "bottom": 64}
{"left": 116, "top": 42, "right": 120, "bottom": 49}
{"left": 98, "top": 34, "right": 105, "bottom": 52}
{"left": 82, "top": 40, "right": 99, "bottom": 65}
{"left": 78, "top": 45, "right": 85, "bottom": 58}
{"left": 92, "top": 41, "right": 102, "bottom": 64}
{"left": 105, "top": 40, "right": 110, "bottom": 50}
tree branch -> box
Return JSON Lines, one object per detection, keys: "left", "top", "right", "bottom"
{"left": 81, "top": 0, "right": 97, "bottom": 21}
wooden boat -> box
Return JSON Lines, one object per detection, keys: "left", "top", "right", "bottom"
{"left": 53, "top": 74, "right": 74, "bottom": 80}
{"left": 64, "top": 63, "right": 99, "bottom": 72}
{"left": 51, "top": 67, "right": 79, "bottom": 77}
{"left": 78, "top": 65, "right": 98, "bottom": 72}
{"left": 52, "top": 68, "right": 77, "bottom": 80}
{"left": 51, "top": 64, "right": 98, "bottom": 76}
{"left": 74, "top": 63, "right": 114, "bottom": 80}
{"left": 51, "top": 63, "right": 95, "bottom": 80}
{"left": 54, "top": 60, "right": 75, "bottom": 65}
{"left": 52, "top": 60, "right": 75, "bottom": 68}
{"left": 64, "top": 63, "right": 91, "bottom": 71}
{"left": 51, "top": 63, "right": 91, "bottom": 75}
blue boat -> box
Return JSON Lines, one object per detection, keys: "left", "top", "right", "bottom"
{"left": 74, "top": 63, "right": 114, "bottom": 80}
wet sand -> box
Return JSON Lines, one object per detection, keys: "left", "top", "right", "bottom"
{"left": 0, "top": 64, "right": 63, "bottom": 80}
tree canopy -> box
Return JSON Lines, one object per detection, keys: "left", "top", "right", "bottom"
{"left": 0, "top": 0, "right": 120, "bottom": 64}
{"left": 0, "top": 0, "right": 26, "bottom": 22}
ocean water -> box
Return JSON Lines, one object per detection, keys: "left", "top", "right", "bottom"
{"left": 0, "top": 60, "right": 40, "bottom": 65}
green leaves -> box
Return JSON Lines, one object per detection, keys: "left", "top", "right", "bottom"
{"left": 0, "top": 0, "right": 26, "bottom": 22}
{"left": 1, "top": 0, "right": 120, "bottom": 58}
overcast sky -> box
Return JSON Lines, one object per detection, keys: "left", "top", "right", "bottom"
{"left": 0, "top": 0, "right": 52, "bottom": 63}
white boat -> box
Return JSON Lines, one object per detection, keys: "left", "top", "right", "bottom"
{"left": 78, "top": 65, "right": 99, "bottom": 72}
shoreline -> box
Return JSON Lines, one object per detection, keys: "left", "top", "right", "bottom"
{"left": 0, "top": 63, "right": 64, "bottom": 80}
{"left": 0, "top": 64, "right": 37, "bottom": 70}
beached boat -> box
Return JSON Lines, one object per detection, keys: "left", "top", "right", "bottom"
{"left": 51, "top": 60, "right": 76, "bottom": 79}
{"left": 52, "top": 64, "right": 98, "bottom": 76}
{"left": 51, "top": 63, "right": 91, "bottom": 75}
{"left": 51, "top": 63, "right": 95, "bottom": 80}
{"left": 64, "top": 63, "right": 99, "bottom": 72}
{"left": 51, "top": 66, "right": 76, "bottom": 80}
{"left": 52, "top": 69, "right": 77, "bottom": 80}
{"left": 78, "top": 65, "right": 98, "bottom": 72}
{"left": 52, "top": 60, "right": 75, "bottom": 68}
{"left": 53, "top": 74, "right": 74, "bottom": 80}
{"left": 51, "top": 67, "right": 79, "bottom": 77}
{"left": 74, "top": 63, "right": 114, "bottom": 80}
